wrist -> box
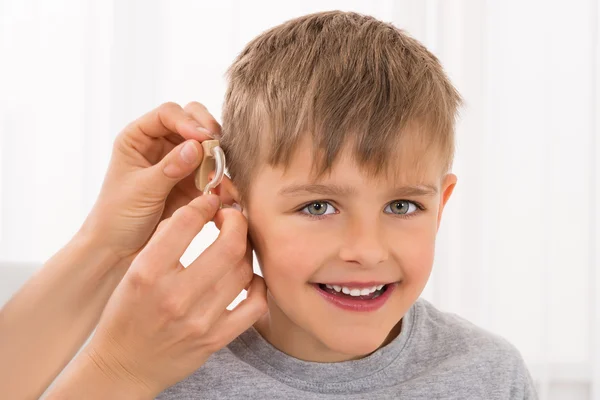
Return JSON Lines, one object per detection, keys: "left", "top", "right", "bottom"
{"left": 86, "top": 346, "right": 158, "bottom": 399}
{"left": 45, "top": 348, "right": 156, "bottom": 400}
{"left": 73, "top": 221, "right": 128, "bottom": 272}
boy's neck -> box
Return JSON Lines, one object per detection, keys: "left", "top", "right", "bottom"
{"left": 253, "top": 294, "right": 403, "bottom": 363}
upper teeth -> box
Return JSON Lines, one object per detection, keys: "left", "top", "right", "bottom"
{"left": 325, "top": 284, "right": 385, "bottom": 296}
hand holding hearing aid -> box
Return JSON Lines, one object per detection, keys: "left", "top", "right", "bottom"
{"left": 80, "top": 101, "right": 223, "bottom": 265}
{"left": 43, "top": 102, "right": 268, "bottom": 398}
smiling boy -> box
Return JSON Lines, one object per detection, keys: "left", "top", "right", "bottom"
{"left": 157, "top": 10, "right": 537, "bottom": 399}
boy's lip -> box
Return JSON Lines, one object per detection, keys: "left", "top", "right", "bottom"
{"left": 313, "top": 282, "right": 398, "bottom": 312}
{"left": 316, "top": 281, "right": 396, "bottom": 288}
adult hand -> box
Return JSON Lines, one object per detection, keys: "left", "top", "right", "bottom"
{"left": 0, "top": 101, "right": 250, "bottom": 400}
{"left": 48, "top": 194, "right": 268, "bottom": 399}
{"left": 81, "top": 101, "right": 221, "bottom": 263}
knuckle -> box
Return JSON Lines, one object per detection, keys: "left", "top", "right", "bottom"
{"left": 184, "top": 101, "right": 207, "bottom": 111}
{"left": 253, "top": 298, "right": 268, "bottom": 317}
{"left": 187, "top": 318, "right": 210, "bottom": 338}
{"left": 220, "top": 209, "right": 247, "bottom": 239}
{"left": 189, "top": 197, "right": 216, "bottom": 220}
{"left": 159, "top": 294, "right": 187, "bottom": 320}
{"left": 172, "top": 206, "right": 206, "bottom": 230}
{"left": 158, "top": 101, "right": 182, "bottom": 115}
{"left": 113, "top": 131, "right": 126, "bottom": 148}
{"left": 128, "top": 268, "right": 156, "bottom": 290}
{"left": 206, "top": 120, "right": 222, "bottom": 135}
{"left": 172, "top": 206, "right": 193, "bottom": 221}
{"left": 155, "top": 218, "right": 170, "bottom": 233}
{"left": 221, "top": 235, "right": 246, "bottom": 260}
{"left": 115, "top": 128, "right": 138, "bottom": 150}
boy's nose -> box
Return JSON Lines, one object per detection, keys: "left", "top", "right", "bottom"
{"left": 338, "top": 219, "right": 389, "bottom": 268}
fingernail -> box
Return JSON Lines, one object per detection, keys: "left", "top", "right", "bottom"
{"left": 206, "top": 194, "right": 221, "bottom": 209}
{"left": 197, "top": 126, "right": 215, "bottom": 138}
{"left": 180, "top": 141, "right": 199, "bottom": 164}
{"left": 232, "top": 203, "right": 242, "bottom": 212}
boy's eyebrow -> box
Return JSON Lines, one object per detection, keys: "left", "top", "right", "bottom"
{"left": 278, "top": 183, "right": 438, "bottom": 197}
{"left": 389, "top": 185, "right": 438, "bottom": 197}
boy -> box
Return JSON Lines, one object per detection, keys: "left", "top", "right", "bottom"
{"left": 157, "top": 10, "right": 537, "bottom": 399}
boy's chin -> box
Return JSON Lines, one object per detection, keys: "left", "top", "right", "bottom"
{"left": 316, "top": 326, "right": 394, "bottom": 360}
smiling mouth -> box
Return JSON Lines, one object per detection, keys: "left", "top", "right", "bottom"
{"left": 317, "top": 283, "right": 389, "bottom": 300}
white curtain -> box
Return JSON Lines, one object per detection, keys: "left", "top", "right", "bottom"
{"left": 0, "top": 1, "right": 598, "bottom": 398}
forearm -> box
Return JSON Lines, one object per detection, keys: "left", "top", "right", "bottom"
{"left": 0, "top": 232, "right": 127, "bottom": 399}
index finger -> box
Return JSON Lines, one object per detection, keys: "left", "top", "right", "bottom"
{"left": 182, "top": 207, "right": 249, "bottom": 285}
{"left": 126, "top": 102, "right": 215, "bottom": 142}
{"left": 138, "top": 194, "right": 222, "bottom": 274}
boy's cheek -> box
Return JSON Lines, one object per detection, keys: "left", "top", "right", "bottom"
{"left": 260, "top": 232, "right": 320, "bottom": 280}
{"left": 404, "top": 251, "right": 435, "bottom": 287}
{"left": 248, "top": 217, "right": 319, "bottom": 278}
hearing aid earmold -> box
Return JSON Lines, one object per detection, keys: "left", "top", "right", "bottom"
{"left": 195, "top": 140, "right": 226, "bottom": 195}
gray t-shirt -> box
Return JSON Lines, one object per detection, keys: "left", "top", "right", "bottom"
{"left": 156, "top": 298, "right": 537, "bottom": 399}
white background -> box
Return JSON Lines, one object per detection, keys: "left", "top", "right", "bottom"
{"left": 0, "top": 1, "right": 598, "bottom": 399}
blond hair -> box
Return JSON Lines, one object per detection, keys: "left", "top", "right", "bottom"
{"left": 221, "top": 10, "right": 462, "bottom": 202}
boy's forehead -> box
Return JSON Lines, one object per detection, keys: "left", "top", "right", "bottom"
{"left": 274, "top": 134, "right": 445, "bottom": 189}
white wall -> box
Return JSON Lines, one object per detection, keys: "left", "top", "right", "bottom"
{"left": 0, "top": 1, "right": 598, "bottom": 398}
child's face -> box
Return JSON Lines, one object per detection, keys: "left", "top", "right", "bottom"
{"left": 244, "top": 136, "right": 456, "bottom": 361}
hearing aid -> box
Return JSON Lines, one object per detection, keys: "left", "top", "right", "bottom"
{"left": 195, "top": 140, "right": 226, "bottom": 195}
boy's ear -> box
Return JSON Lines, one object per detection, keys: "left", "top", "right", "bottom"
{"left": 436, "top": 173, "right": 457, "bottom": 230}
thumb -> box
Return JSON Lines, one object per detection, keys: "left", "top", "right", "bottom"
{"left": 148, "top": 139, "right": 203, "bottom": 196}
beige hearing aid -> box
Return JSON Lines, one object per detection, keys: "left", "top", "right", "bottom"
{"left": 195, "top": 140, "right": 226, "bottom": 195}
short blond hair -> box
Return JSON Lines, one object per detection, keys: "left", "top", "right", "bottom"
{"left": 221, "top": 10, "right": 462, "bottom": 202}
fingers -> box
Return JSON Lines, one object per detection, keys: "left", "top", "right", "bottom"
{"left": 193, "top": 233, "right": 254, "bottom": 317}
{"left": 131, "top": 102, "right": 215, "bottom": 142}
{"left": 160, "top": 187, "right": 198, "bottom": 221}
{"left": 211, "top": 275, "right": 268, "bottom": 343}
{"left": 144, "top": 139, "right": 202, "bottom": 197}
{"left": 140, "top": 194, "right": 221, "bottom": 273}
{"left": 183, "top": 102, "right": 222, "bottom": 138}
{"left": 131, "top": 102, "right": 221, "bottom": 199}
{"left": 182, "top": 207, "right": 248, "bottom": 289}
{"left": 195, "top": 257, "right": 254, "bottom": 326}
{"left": 165, "top": 139, "right": 203, "bottom": 179}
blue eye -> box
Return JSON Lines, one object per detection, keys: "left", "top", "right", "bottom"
{"left": 384, "top": 200, "right": 419, "bottom": 215}
{"left": 301, "top": 201, "right": 337, "bottom": 216}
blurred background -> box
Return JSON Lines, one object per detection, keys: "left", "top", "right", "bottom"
{"left": 0, "top": 0, "right": 598, "bottom": 399}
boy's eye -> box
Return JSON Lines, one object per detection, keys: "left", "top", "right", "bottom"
{"left": 302, "top": 201, "right": 337, "bottom": 216}
{"left": 384, "top": 200, "right": 418, "bottom": 215}
{"left": 299, "top": 200, "right": 421, "bottom": 218}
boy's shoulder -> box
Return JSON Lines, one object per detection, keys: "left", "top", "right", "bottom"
{"left": 406, "top": 298, "right": 534, "bottom": 386}
{"left": 413, "top": 297, "right": 523, "bottom": 357}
